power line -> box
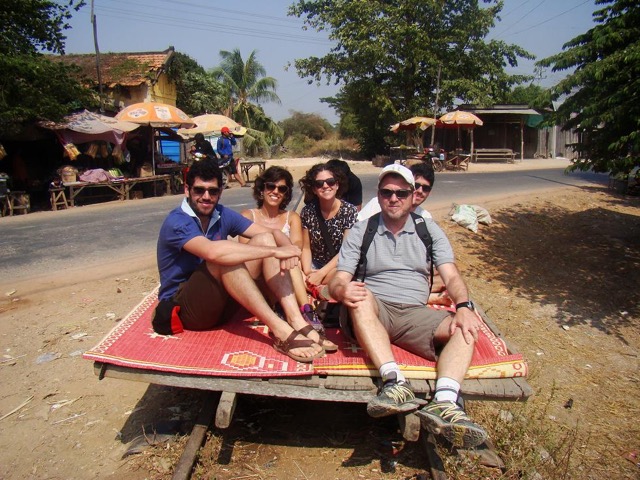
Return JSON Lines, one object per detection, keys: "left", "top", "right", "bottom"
{"left": 503, "top": 0, "right": 594, "bottom": 37}
{"left": 95, "top": 6, "right": 332, "bottom": 47}
{"left": 493, "top": 0, "right": 548, "bottom": 38}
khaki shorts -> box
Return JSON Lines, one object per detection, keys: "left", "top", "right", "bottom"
{"left": 174, "top": 263, "right": 239, "bottom": 330}
{"left": 340, "top": 298, "right": 450, "bottom": 360}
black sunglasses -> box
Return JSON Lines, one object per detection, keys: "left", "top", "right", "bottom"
{"left": 264, "top": 182, "right": 289, "bottom": 194}
{"left": 379, "top": 188, "right": 413, "bottom": 199}
{"left": 191, "top": 186, "right": 221, "bottom": 196}
{"left": 313, "top": 177, "right": 337, "bottom": 188}
{"left": 415, "top": 182, "right": 432, "bottom": 192}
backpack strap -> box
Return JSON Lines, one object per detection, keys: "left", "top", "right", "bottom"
{"left": 355, "top": 213, "right": 381, "bottom": 282}
{"left": 410, "top": 211, "right": 434, "bottom": 296}
{"left": 355, "top": 212, "right": 434, "bottom": 294}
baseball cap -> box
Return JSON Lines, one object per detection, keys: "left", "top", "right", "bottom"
{"left": 221, "top": 126, "right": 230, "bottom": 134}
{"left": 378, "top": 164, "right": 415, "bottom": 188}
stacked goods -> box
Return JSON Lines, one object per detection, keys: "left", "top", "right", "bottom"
{"left": 139, "top": 163, "right": 153, "bottom": 177}
{"left": 58, "top": 165, "right": 78, "bottom": 183}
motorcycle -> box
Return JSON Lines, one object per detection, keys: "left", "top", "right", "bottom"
{"left": 190, "top": 151, "right": 232, "bottom": 187}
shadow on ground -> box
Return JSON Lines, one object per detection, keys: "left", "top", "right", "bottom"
{"left": 453, "top": 186, "right": 640, "bottom": 344}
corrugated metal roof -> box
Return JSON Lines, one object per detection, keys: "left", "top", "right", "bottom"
{"left": 468, "top": 108, "right": 541, "bottom": 115}
{"left": 54, "top": 47, "right": 174, "bottom": 87}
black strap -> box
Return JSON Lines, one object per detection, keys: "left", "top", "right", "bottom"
{"left": 315, "top": 200, "right": 337, "bottom": 258}
{"left": 356, "top": 212, "right": 434, "bottom": 294}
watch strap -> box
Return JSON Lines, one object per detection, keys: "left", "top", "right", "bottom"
{"left": 455, "top": 301, "right": 475, "bottom": 311}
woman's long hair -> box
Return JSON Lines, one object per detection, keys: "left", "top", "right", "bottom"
{"left": 252, "top": 166, "right": 294, "bottom": 210}
{"left": 299, "top": 163, "right": 347, "bottom": 204}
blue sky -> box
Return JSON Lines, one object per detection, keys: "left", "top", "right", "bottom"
{"left": 62, "top": 0, "right": 598, "bottom": 124}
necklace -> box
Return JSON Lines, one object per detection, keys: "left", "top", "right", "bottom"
{"left": 258, "top": 208, "right": 280, "bottom": 224}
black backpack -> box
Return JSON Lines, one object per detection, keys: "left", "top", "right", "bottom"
{"left": 355, "top": 212, "right": 434, "bottom": 295}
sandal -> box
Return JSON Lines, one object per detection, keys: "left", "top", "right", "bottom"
{"left": 271, "top": 331, "right": 324, "bottom": 363}
{"left": 298, "top": 324, "right": 338, "bottom": 353}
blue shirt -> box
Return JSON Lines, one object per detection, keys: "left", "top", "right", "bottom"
{"left": 216, "top": 135, "right": 236, "bottom": 158}
{"left": 157, "top": 198, "right": 252, "bottom": 301}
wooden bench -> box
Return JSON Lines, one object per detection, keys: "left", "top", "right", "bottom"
{"left": 473, "top": 148, "right": 516, "bottom": 163}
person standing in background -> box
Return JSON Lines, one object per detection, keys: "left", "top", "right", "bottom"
{"left": 217, "top": 126, "right": 248, "bottom": 187}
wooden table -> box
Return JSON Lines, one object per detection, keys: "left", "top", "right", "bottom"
{"left": 239, "top": 159, "right": 266, "bottom": 183}
{"left": 63, "top": 175, "right": 171, "bottom": 207}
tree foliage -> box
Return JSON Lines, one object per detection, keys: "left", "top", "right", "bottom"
{"left": 167, "top": 51, "right": 226, "bottom": 116}
{"left": 210, "top": 49, "right": 283, "bottom": 149}
{"left": 279, "top": 111, "right": 333, "bottom": 141}
{"left": 0, "top": 0, "right": 94, "bottom": 136}
{"left": 211, "top": 49, "right": 281, "bottom": 128}
{"left": 289, "top": 0, "right": 533, "bottom": 156}
{"left": 0, "top": 0, "right": 85, "bottom": 56}
{"left": 502, "top": 84, "right": 550, "bottom": 110}
{"left": 537, "top": 0, "right": 640, "bottom": 174}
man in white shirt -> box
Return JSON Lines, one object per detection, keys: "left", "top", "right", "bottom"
{"left": 357, "top": 162, "right": 435, "bottom": 221}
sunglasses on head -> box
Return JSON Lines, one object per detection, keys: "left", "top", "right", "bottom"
{"left": 313, "top": 177, "right": 337, "bottom": 188}
{"left": 415, "top": 182, "right": 432, "bottom": 192}
{"left": 263, "top": 182, "right": 289, "bottom": 194}
{"left": 379, "top": 188, "right": 413, "bottom": 199}
{"left": 191, "top": 186, "right": 221, "bottom": 196}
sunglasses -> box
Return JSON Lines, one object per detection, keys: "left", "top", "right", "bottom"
{"left": 415, "top": 182, "right": 432, "bottom": 192}
{"left": 264, "top": 182, "right": 289, "bottom": 194}
{"left": 313, "top": 178, "right": 337, "bottom": 188}
{"left": 379, "top": 188, "right": 413, "bottom": 199}
{"left": 191, "top": 186, "right": 221, "bottom": 196}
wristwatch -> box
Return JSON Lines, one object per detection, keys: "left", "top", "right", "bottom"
{"left": 455, "top": 300, "right": 475, "bottom": 311}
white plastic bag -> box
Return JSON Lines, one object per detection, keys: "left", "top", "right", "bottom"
{"left": 451, "top": 204, "right": 478, "bottom": 233}
{"left": 473, "top": 205, "right": 492, "bottom": 225}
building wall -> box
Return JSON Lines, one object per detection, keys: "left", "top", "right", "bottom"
{"left": 148, "top": 74, "right": 176, "bottom": 105}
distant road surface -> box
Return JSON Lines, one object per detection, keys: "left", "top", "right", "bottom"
{"left": 0, "top": 166, "right": 608, "bottom": 289}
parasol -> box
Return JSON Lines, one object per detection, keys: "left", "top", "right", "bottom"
{"left": 116, "top": 102, "right": 195, "bottom": 128}
{"left": 116, "top": 102, "right": 195, "bottom": 174}
{"left": 438, "top": 111, "right": 483, "bottom": 156}
{"left": 177, "top": 114, "right": 247, "bottom": 138}
{"left": 390, "top": 116, "right": 437, "bottom": 133}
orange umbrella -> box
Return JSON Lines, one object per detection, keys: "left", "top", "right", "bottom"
{"left": 116, "top": 102, "right": 195, "bottom": 128}
{"left": 439, "top": 111, "right": 483, "bottom": 126}
{"left": 439, "top": 111, "right": 483, "bottom": 156}
{"left": 116, "top": 102, "right": 194, "bottom": 175}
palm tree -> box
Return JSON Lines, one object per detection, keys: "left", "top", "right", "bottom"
{"left": 211, "top": 49, "right": 281, "bottom": 130}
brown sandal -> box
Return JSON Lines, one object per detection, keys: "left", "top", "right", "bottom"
{"left": 298, "top": 325, "right": 338, "bottom": 353}
{"left": 272, "top": 331, "right": 324, "bottom": 363}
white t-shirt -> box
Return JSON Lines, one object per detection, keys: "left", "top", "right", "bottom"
{"left": 357, "top": 197, "right": 432, "bottom": 222}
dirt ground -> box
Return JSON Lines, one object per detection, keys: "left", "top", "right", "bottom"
{"left": 0, "top": 158, "right": 638, "bottom": 479}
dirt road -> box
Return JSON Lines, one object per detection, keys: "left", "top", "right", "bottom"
{"left": 0, "top": 158, "right": 638, "bottom": 479}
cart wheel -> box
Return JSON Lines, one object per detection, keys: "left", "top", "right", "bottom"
{"left": 433, "top": 160, "right": 444, "bottom": 172}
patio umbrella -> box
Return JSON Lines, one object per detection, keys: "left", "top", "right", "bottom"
{"left": 178, "top": 114, "right": 247, "bottom": 138}
{"left": 116, "top": 102, "right": 195, "bottom": 128}
{"left": 439, "top": 111, "right": 483, "bottom": 156}
{"left": 116, "top": 102, "right": 195, "bottom": 174}
{"left": 390, "top": 116, "right": 437, "bottom": 133}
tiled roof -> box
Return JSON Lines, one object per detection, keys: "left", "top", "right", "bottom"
{"left": 54, "top": 47, "right": 174, "bottom": 87}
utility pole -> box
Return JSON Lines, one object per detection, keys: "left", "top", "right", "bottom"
{"left": 430, "top": 64, "right": 441, "bottom": 146}
{"left": 91, "top": 0, "right": 104, "bottom": 112}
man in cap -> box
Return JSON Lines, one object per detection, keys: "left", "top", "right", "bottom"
{"left": 216, "top": 126, "right": 248, "bottom": 187}
{"left": 328, "top": 164, "right": 488, "bottom": 449}
{"left": 357, "top": 161, "right": 435, "bottom": 221}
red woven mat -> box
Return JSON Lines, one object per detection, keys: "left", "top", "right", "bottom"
{"left": 83, "top": 288, "right": 527, "bottom": 379}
